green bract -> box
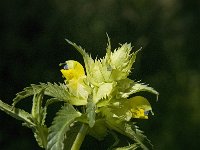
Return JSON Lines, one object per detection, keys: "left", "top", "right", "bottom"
{"left": 0, "top": 36, "right": 158, "bottom": 150}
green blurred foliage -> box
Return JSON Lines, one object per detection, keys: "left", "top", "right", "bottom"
{"left": 0, "top": 0, "right": 199, "bottom": 149}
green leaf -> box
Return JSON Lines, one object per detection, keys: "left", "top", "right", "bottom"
{"left": 106, "top": 34, "right": 111, "bottom": 61}
{"left": 114, "top": 143, "right": 139, "bottom": 150}
{"left": 12, "top": 82, "right": 71, "bottom": 107}
{"left": 117, "top": 79, "right": 159, "bottom": 99}
{"left": 65, "top": 39, "right": 94, "bottom": 80}
{"left": 12, "top": 84, "right": 45, "bottom": 107}
{"left": 105, "top": 116, "right": 152, "bottom": 150}
{"left": 123, "top": 123, "right": 152, "bottom": 150}
{"left": 0, "top": 100, "right": 48, "bottom": 148}
{"left": 30, "top": 89, "right": 49, "bottom": 149}
{"left": 31, "top": 89, "right": 45, "bottom": 123}
{"left": 45, "top": 98, "right": 62, "bottom": 107}
{"left": 34, "top": 125, "right": 48, "bottom": 149}
{"left": 47, "top": 104, "right": 81, "bottom": 150}
{"left": 93, "top": 82, "right": 115, "bottom": 103}
{"left": 66, "top": 39, "right": 112, "bottom": 85}
{"left": 44, "top": 82, "right": 70, "bottom": 102}
{"left": 0, "top": 100, "right": 35, "bottom": 127}
{"left": 108, "top": 43, "right": 139, "bottom": 81}
{"left": 45, "top": 82, "right": 88, "bottom": 106}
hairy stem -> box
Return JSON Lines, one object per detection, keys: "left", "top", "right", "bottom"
{"left": 71, "top": 123, "right": 89, "bottom": 150}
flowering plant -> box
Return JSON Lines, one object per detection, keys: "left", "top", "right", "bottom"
{"left": 0, "top": 36, "right": 158, "bottom": 150}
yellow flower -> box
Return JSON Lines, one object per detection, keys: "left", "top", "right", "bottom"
{"left": 105, "top": 96, "right": 152, "bottom": 121}
{"left": 125, "top": 96, "right": 152, "bottom": 119}
{"left": 131, "top": 108, "right": 149, "bottom": 119}
{"left": 60, "top": 60, "right": 85, "bottom": 81}
{"left": 60, "top": 60, "right": 89, "bottom": 105}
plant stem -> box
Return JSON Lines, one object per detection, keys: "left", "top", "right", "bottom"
{"left": 71, "top": 123, "right": 89, "bottom": 150}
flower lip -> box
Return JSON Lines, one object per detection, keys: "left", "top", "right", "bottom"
{"left": 63, "top": 64, "right": 69, "bottom": 70}
{"left": 144, "top": 110, "right": 150, "bottom": 115}
{"left": 59, "top": 62, "right": 69, "bottom": 70}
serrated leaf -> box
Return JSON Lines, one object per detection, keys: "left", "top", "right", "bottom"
{"left": 44, "top": 82, "right": 70, "bottom": 102}
{"left": 108, "top": 43, "right": 139, "bottom": 81}
{"left": 31, "top": 89, "right": 45, "bottom": 123}
{"left": 28, "top": 87, "right": 49, "bottom": 148}
{"left": 106, "top": 34, "right": 111, "bottom": 62}
{"left": 65, "top": 39, "right": 94, "bottom": 79}
{"left": 93, "top": 82, "right": 115, "bottom": 103}
{"left": 12, "top": 84, "right": 45, "bottom": 107}
{"left": 117, "top": 79, "right": 159, "bottom": 99}
{"left": 41, "top": 106, "right": 47, "bottom": 127}
{"left": 0, "top": 100, "right": 48, "bottom": 148}
{"left": 66, "top": 39, "right": 112, "bottom": 85}
{"left": 30, "top": 88, "right": 49, "bottom": 149}
{"left": 123, "top": 123, "right": 152, "bottom": 150}
{"left": 34, "top": 125, "right": 48, "bottom": 149}
{"left": 46, "top": 82, "right": 88, "bottom": 106}
{"left": 0, "top": 100, "right": 35, "bottom": 127}
{"left": 105, "top": 116, "right": 152, "bottom": 150}
{"left": 47, "top": 104, "right": 81, "bottom": 150}
{"left": 130, "top": 82, "right": 158, "bottom": 97}
{"left": 64, "top": 40, "right": 91, "bottom": 83}
{"left": 45, "top": 98, "right": 62, "bottom": 107}
{"left": 114, "top": 143, "right": 139, "bottom": 150}
{"left": 12, "top": 82, "right": 71, "bottom": 107}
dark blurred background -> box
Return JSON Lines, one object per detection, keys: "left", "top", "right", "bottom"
{"left": 0, "top": 0, "right": 199, "bottom": 149}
